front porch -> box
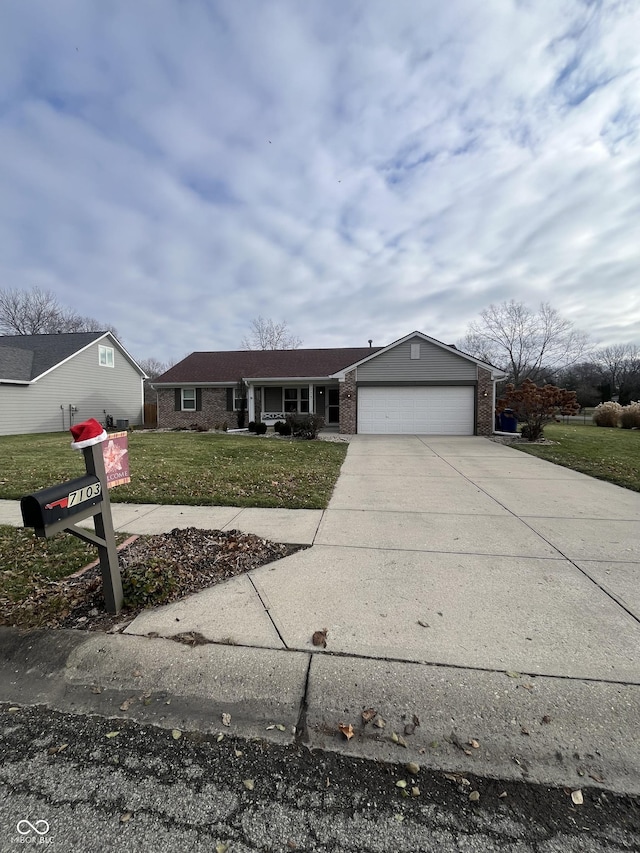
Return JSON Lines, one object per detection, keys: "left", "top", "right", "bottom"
{"left": 248, "top": 383, "right": 340, "bottom": 426}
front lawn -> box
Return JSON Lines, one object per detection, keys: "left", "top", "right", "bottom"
{"left": 513, "top": 424, "right": 640, "bottom": 492}
{"left": 0, "top": 431, "right": 348, "bottom": 509}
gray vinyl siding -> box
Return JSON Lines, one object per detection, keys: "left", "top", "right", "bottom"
{"left": 356, "top": 337, "right": 477, "bottom": 382}
{"left": 0, "top": 340, "right": 143, "bottom": 436}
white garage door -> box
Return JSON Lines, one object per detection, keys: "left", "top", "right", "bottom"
{"left": 357, "top": 387, "right": 475, "bottom": 435}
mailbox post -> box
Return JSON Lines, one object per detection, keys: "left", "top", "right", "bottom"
{"left": 21, "top": 418, "right": 124, "bottom": 615}
{"left": 81, "top": 440, "right": 123, "bottom": 614}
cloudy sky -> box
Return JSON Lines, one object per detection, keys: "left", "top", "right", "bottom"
{"left": 1, "top": 0, "right": 639, "bottom": 365}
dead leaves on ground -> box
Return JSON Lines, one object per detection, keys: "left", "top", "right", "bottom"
{"left": 1, "top": 528, "right": 306, "bottom": 631}
{"left": 404, "top": 714, "right": 420, "bottom": 736}
{"left": 340, "top": 709, "right": 422, "bottom": 747}
{"left": 312, "top": 628, "right": 328, "bottom": 648}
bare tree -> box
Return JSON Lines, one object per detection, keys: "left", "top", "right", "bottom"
{"left": 595, "top": 343, "right": 640, "bottom": 404}
{"left": 0, "top": 287, "right": 59, "bottom": 334}
{"left": 458, "top": 300, "right": 590, "bottom": 386}
{"left": 137, "top": 357, "right": 171, "bottom": 380}
{"left": 137, "top": 357, "right": 176, "bottom": 404}
{"left": 555, "top": 361, "right": 603, "bottom": 408}
{"left": 456, "top": 331, "right": 497, "bottom": 366}
{"left": 0, "top": 286, "right": 117, "bottom": 337}
{"left": 241, "top": 316, "right": 302, "bottom": 350}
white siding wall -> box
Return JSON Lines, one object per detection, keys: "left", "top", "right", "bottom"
{"left": 356, "top": 337, "right": 477, "bottom": 381}
{"left": 0, "top": 341, "right": 143, "bottom": 436}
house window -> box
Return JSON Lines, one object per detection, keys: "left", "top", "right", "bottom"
{"left": 99, "top": 345, "right": 114, "bottom": 367}
{"left": 284, "top": 388, "right": 298, "bottom": 413}
{"left": 284, "top": 387, "right": 309, "bottom": 413}
{"left": 233, "top": 389, "right": 247, "bottom": 411}
{"left": 181, "top": 388, "right": 196, "bottom": 411}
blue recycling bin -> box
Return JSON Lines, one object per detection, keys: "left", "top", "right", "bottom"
{"left": 499, "top": 409, "right": 518, "bottom": 433}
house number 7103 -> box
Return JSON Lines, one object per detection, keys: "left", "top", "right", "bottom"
{"left": 67, "top": 482, "right": 102, "bottom": 507}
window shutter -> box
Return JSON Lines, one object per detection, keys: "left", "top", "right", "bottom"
{"left": 226, "top": 388, "right": 233, "bottom": 411}
{"left": 196, "top": 388, "right": 202, "bottom": 411}
{"left": 174, "top": 389, "right": 181, "bottom": 411}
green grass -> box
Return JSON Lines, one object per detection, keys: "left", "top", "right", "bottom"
{"left": 0, "top": 431, "right": 348, "bottom": 509}
{"left": 513, "top": 424, "right": 640, "bottom": 492}
{"left": 0, "top": 524, "right": 109, "bottom": 602}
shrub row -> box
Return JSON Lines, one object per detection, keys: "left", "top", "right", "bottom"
{"left": 273, "top": 420, "right": 292, "bottom": 436}
{"left": 247, "top": 421, "right": 267, "bottom": 435}
{"left": 286, "top": 413, "right": 325, "bottom": 439}
{"left": 593, "top": 401, "right": 640, "bottom": 429}
{"left": 274, "top": 414, "right": 324, "bottom": 439}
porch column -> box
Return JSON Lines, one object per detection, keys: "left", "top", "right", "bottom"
{"left": 248, "top": 385, "right": 255, "bottom": 422}
{"left": 308, "top": 383, "right": 314, "bottom": 414}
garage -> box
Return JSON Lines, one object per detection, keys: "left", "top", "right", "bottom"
{"left": 357, "top": 386, "right": 475, "bottom": 435}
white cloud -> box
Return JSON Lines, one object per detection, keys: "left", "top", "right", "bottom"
{"left": 0, "top": 0, "right": 639, "bottom": 363}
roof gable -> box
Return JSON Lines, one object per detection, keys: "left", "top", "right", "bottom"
{"left": 331, "top": 331, "right": 505, "bottom": 378}
{"left": 0, "top": 332, "right": 147, "bottom": 382}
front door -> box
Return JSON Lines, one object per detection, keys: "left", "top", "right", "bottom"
{"left": 314, "top": 387, "right": 326, "bottom": 419}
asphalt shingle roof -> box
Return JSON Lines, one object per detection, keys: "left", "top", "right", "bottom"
{"left": 0, "top": 332, "right": 105, "bottom": 381}
{"left": 155, "top": 347, "right": 383, "bottom": 384}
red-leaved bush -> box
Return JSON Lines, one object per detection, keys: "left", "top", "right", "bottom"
{"left": 497, "top": 379, "right": 580, "bottom": 442}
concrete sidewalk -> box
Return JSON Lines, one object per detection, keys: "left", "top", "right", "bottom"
{"left": 1, "top": 435, "right": 639, "bottom": 794}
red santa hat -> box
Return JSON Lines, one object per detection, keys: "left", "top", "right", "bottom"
{"left": 70, "top": 418, "right": 108, "bottom": 450}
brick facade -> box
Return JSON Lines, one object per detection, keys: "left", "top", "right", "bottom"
{"left": 156, "top": 366, "right": 497, "bottom": 436}
{"left": 339, "top": 370, "right": 357, "bottom": 434}
{"left": 157, "top": 387, "right": 236, "bottom": 430}
{"left": 476, "top": 367, "right": 494, "bottom": 436}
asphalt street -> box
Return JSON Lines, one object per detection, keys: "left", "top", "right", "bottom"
{"left": 1, "top": 704, "right": 639, "bottom": 853}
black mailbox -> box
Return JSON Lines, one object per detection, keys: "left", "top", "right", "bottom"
{"left": 21, "top": 475, "right": 104, "bottom": 536}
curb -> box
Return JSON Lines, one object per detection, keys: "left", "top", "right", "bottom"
{"left": 1, "top": 625, "right": 639, "bottom": 797}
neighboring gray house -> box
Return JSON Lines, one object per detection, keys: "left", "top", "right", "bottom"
{"left": 154, "top": 332, "right": 505, "bottom": 435}
{"left": 0, "top": 332, "right": 147, "bottom": 436}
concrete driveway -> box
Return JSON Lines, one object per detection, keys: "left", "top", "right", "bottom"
{"left": 128, "top": 434, "right": 640, "bottom": 684}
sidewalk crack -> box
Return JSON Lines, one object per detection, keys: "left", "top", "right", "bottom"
{"left": 247, "top": 575, "right": 289, "bottom": 649}
{"left": 294, "top": 654, "right": 312, "bottom": 745}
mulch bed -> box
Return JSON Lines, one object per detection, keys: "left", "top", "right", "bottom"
{"left": 0, "top": 528, "right": 305, "bottom": 633}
